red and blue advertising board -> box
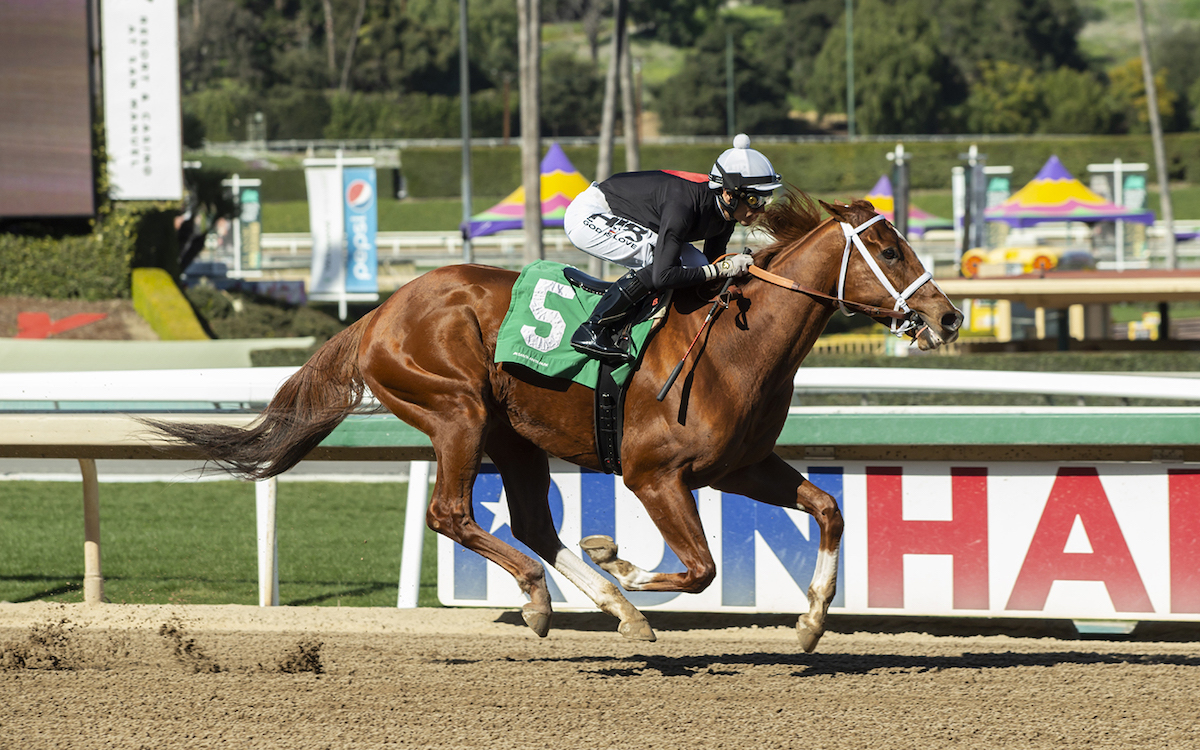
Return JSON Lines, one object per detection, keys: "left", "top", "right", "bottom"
{"left": 438, "top": 460, "right": 1200, "bottom": 621}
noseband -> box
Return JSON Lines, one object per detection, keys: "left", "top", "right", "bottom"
{"left": 837, "top": 214, "right": 932, "bottom": 336}
{"left": 745, "top": 214, "right": 933, "bottom": 337}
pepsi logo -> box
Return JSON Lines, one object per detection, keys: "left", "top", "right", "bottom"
{"left": 345, "top": 179, "right": 374, "bottom": 212}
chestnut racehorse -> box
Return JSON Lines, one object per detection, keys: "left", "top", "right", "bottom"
{"left": 146, "top": 194, "right": 962, "bottom": 652}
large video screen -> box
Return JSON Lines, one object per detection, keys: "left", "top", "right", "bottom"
{"left": 0, "top": 0, "right": 95, "bottom": 219}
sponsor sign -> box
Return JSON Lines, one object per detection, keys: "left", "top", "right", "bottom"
{"left": 439, "top": 460, "right": 1200, "bottom": 621}
{"left": 304, "top": 156, "right": 378, "bottom": 301}
{"left": 342, "top": 169, "right": 378, "bottom": 294}
{"left": 101, "top": 0, "right": 183, "bottom": 200}
{"left": 238, "top": 185, "right": 262, "bottom": 271}
{"left": 1123, "top": 173, "right": 1147, "bottom": 210}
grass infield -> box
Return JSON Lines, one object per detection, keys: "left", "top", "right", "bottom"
{"left": 0, "top": 480, "right": 440, "bottom": 608}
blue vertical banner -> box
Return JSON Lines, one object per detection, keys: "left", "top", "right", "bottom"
{"left": 304, "top": 154, "right": 379, "bottom": 315}
{"left": 342, "top": 166, "right": 379, "bottom": 294}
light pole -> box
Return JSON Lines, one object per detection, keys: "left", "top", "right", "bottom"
{"left": 845, "top": 0, "right": 855, "bottom": 139}
{"left": 459, "top": 0, "right": 473, "bottom": 263}
{"left": 726, "top": 30, "right": 735, "bottom": 137}
{"left": 1135, "top": 0, "right": 1175, "bottom": 269}
{"left": 887, "top": 144, "right": 908, "bottom": 238}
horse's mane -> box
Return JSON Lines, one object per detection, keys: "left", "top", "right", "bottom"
{"left": 754, "top": 192, "right": 880, "bottom": 268}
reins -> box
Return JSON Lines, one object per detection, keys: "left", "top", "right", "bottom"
{"left": 746, "top": 265, "right": 907, "bottom": 320}
{"left": 658, "top": 212, "right": 933, "bottom": 399}
{"left": 738, "top": 213, "right": 933, "bottom": 334}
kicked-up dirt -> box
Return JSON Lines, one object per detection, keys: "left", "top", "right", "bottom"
{"left": 1, "top": 602, "right": 1198, "bottom": 749}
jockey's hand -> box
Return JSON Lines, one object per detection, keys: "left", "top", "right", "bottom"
{"left": 716, "top": 253, "right": 754, "bottom": 278}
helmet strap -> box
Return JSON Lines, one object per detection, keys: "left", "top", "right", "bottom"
{"left": 716, "top": 188, "right": 738, "bottom": 217}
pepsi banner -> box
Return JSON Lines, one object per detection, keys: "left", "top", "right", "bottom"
{"left": 438, "top": 460, "right": 1200, "bottom": 622}
{"left": 304, "top": 155, "right": 379, "bottom": 305}
{"left": 342, "top": 167, "right": 379, "bottom": 295}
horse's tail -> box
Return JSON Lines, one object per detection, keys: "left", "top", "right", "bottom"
{"left": 143, "top": 310, "right": 376, "bottom": 480}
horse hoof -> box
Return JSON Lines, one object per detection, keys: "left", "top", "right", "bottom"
{"left": 580, "top": 535, "right": 618, "bottom": 564}
{"left": 796, "top": 617, "right": 824, "bottom": 653}
{"left": 521, "top": 605, "right": 551, "bottom": 638}
{"left": 618, "top": 618, "right": 656, "bottom": 642}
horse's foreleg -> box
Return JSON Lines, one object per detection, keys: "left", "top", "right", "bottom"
{"left": 581, "top": 475, "right": 717, "bottom": 594}
{"left": 488, "top": 432, "right": 654, "bottom": 642}
{"left": 713, "top": 453, "right": 843, "bottom": 653}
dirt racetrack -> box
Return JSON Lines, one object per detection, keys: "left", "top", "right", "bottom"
{"left": 2, "top": 602, "right": 1199, "bottom": 749}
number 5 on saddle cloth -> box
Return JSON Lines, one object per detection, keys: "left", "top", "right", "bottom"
{"left": 495, "top": 260, "right": 668, "bottom": 474}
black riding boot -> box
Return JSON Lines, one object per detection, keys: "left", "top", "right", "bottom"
{"left": 570, "top": 271, "right": 650, "bottom": 364}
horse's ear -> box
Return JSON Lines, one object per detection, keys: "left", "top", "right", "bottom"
{"left": 820, "top": 200, "right": 848, "bottom": 220}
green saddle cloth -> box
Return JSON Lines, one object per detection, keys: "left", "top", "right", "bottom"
{"left": 495, "top": 261, "right": 655, "bottom": 389}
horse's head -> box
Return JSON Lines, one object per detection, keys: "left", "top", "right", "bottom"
{"left": 818, "top": 199, "right": 963, "bottom": 351}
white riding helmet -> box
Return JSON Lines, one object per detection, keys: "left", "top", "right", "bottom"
{"left": 708, "top": 133, "right": 783, "bottom": 198}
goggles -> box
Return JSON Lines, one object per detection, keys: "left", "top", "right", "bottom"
{"left": 738, "top": 190, "right": 773, "bottom": 211}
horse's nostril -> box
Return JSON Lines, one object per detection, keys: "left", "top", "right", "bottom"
{"left": 943, "top": 311, "right": 964, "bottom": 330}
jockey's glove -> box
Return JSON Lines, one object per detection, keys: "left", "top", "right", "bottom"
{"left": 714, "top": 253, "right": 754, "bottom": 278}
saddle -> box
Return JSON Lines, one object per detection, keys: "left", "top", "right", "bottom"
{"left": 562, "top": 267, "right": 670, "bottom": 475}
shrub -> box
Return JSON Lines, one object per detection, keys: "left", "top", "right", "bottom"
{"left": 264, "top": 87, "right": 332, "bottom": 141}
{"left": 183, "top": 80, "right": 256, "bottom": 143}
{"left": 131, "top": 267, "right": 209, "bottom": 340}
{"left": 0, "top": 203, "right": 178, "bottom": 300}
{"left": 184, "top": 283, "right": 345, "bottom": 344}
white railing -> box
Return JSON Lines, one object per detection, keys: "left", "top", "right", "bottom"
{"left": 6, "top": 366, "right": 1200, "bottom": 407}
{"left": 4, "top": 366, "right": 1200, "bottom": 610}
{"left": 792, "top": 367, "right": 1200, "bottom": 401}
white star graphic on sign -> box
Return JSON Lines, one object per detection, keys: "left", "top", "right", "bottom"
{"left": 480, "top": 493, "right": 511, "bottom": 534}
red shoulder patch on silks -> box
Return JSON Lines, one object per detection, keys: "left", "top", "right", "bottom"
{"left": 661, "top": 170, "right": 711, "bottom": 183}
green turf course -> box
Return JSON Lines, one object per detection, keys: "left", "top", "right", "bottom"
{"left": 0, "top": 481, "right": 440, "bottom": 608}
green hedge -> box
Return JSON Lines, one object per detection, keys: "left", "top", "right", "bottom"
{"left": 0, "top": 204, "right": 179, "bottom": 300}
{"left": 229, "top": 133, "right": 1200, "bottom": 203}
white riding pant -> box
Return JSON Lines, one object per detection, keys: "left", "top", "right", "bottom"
{"left": 564, "top": 184, "right": 707, "bottom": 271}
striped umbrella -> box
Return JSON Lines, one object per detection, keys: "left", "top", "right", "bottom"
{"left": 461, "top": 142, "right": 592, "bottom": 239}
{"left": 984, "top": 155, "right": 1154, "bottom": 228}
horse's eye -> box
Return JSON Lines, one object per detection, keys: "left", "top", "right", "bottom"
{"left": 882, "top": 247, "right": 898, "bottom": 260}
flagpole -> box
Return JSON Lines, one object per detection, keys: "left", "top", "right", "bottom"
{"left": 459, "top": 0, "right": 473, "bottom": 264}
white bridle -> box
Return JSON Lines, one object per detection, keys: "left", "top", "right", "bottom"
{"left": 836, "top": 214, "right": 933, "bottom": 337}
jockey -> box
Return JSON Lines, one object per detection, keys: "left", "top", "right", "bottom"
{"left": 564, "top": 133, "right": 782, "bottom": 364}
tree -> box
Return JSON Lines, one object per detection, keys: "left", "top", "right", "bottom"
{"left": 541, "top": 50, "right": 603, "bottom": 136}
{"left": 1037, "top": 67, "right": 1116, "bottom": 134}
{"left": 518, "top": 0, "right": 543, "bottom": 262}
{"left": 544, "top": 0, "right": 606, "bottom": 61}
{"left": 627, "top": 0, "right": 722, "bottom": 47}
{"left": 810, "top": 0, "right": 954, "bottom": 134}
{"left": 179, "top": 0, "right": 272, "bottom": 94}
{"left": 961, "top": 61, "right": 1043, "bottom": 134}
{"left": 780, "top": 0, "right": 846, "bottom": 105}
{"left": 931, "top": 0, "right": 1086, "bottom": 81}
{"left": 1108, "top": 58, "right": 1176, "bottom": 135}
{"left": 1145, "top": 27, "right": 1200, "bottom": 131}
{"left": 654, "top": 14, "right": 800, "bottom": 136}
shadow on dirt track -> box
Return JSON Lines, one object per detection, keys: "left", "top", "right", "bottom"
{"left": 494, "top": 610, "right": 1200, "bottom": 643}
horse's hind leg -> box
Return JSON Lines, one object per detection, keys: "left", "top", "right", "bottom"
{"left": 712, "top": 453, "right": 843, "bottom": 653}
{"left": 366, "top": 379, "right": 555, "bottom": 637}
{"left": 424, "top": 428, "right": 561, "bottom": 637}
{"left": 487, "top": 430, "right": 655, "bottom": 642}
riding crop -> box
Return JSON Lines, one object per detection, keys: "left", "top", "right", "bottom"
{"left": 655, "top": 253, "right": 745, "bottom": 402}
